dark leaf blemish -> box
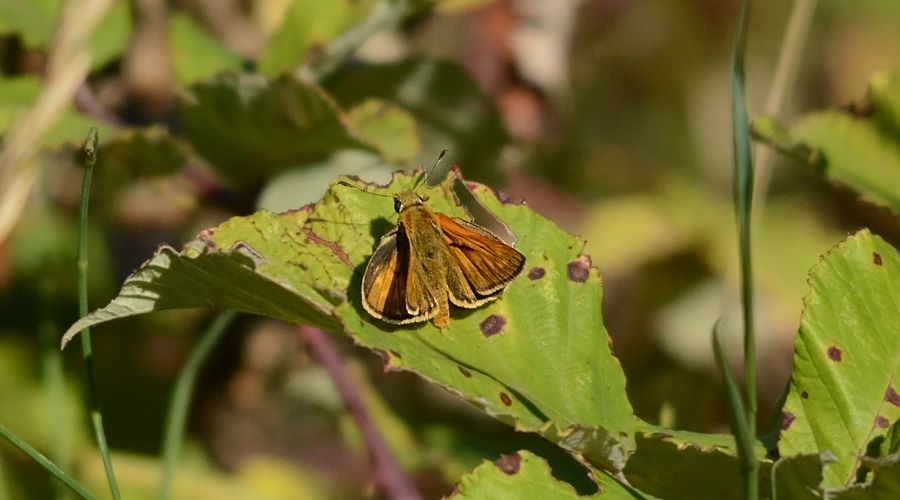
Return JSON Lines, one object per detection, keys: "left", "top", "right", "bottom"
{"left": 495, "top": 453, "right": 522, "bottom": 475}
{"left": 801, "top": 391, "right": 809, "bottom": 399}
{"left": 875, "top": 416, "right": 890, "bottom": 428}
{"left": 528, "top": 267, "right": 546, "bottom": 280}
{"left": 307, "top": 43, "right": 326, "bottom": 61}
{"left": 874, "top": 252, "right": 883, "bottom": 266}
{"left": 373, "top": 349, "right": 390, "bottom": 366}
{"left": 885, "top": 387, "right": 900, "bottom": 407}
{"left": 567, "top": 256, "right": 591, "bottom": 283}
{"left": 496, "top": 190, "right": 519, "bottom": 205}
{"left": 500, "top": 392, "right": 512, "bottom": 406}
{"left": 827, "top": 346, "right": 842, "bottom": 361}
{"left": 782, "top": 411, "right": 795, "bottom": 430}
{"left": 458, "top": 366, "right": 472, "bottom": 378}
{"left": 281, "top": 203, "right": 315, "bottom": 217}
{"left": 480, "top": 315, "right": 506, "bottom": 337}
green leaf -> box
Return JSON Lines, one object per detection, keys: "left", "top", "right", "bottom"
{"left": 753, "top": 71, "right": 900, "bottom": 213}
{"left": 624, "top": 421, "right": 772, "bottom": 500}
{"left": 832, "top": 454, "right": 900, "bottom": 500}
{"left": 346, "top": 98, "right": 420, "bottom": 163}
{"left": 868, "top": 71, "right": 900, "bottom": 136}
{"left": 770, "top": 452, "right": 832, "bottom": 500}
{"left": 257, "top": 0, "right": 376, "bottom": 76}
{"left": 0, "top": 0, "right": 59, "bottom": 45}
{"left": 0, "top": 76, "right": 115, "bottom": 145}
{"left": 325, "top": 58, "right": 510, "bottom": 185}
{"left": 62, "top": 171, "right": 635, "bottom": 471}
{"left": 91, "top": 0, "right": 131, "bottom": 68}
{"left": 80, "top": 125, "right": 193, "bottom": 220}
{"left": 177, "top": 71, "right": 371, "bottom": 183}
{"left": 451, "top": 450, "right": 648, "bottom": 499}
{"left": 94, "top": 125, "right": 191, "bottom": 176}
{"left": 169, "top": 13, "right": 244, "bottom": 85}
{"left": 779, "top": 230, "right": 900, "bottom": 487}
{"left": 0, "top": 0, "right": 130, "bottom": 69}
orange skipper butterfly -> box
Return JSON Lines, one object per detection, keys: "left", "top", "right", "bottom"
{"left": 348, "top": 153, "right": 525, "bottom": 328}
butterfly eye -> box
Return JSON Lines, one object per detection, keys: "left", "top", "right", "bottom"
{"left": 394, "top": 199, "right": 402, "bottom": 213}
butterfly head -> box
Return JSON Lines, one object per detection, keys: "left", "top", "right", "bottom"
{"left": 393, "top": 190, "right": 427, "bottom": 214}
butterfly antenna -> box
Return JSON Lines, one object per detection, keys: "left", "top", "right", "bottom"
{"left": 414, "top": 149, "right": 447, "bottom": 191}
{"left": 336, "top": 180, "right": 392, "bottom": 197}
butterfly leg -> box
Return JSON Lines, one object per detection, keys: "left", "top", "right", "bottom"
{"left": 433, "top": 293, "right": 450, "bottom": 328}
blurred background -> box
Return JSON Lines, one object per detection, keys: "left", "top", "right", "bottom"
{"left": 2, "top": 0, "right": 900, "bottom": 498}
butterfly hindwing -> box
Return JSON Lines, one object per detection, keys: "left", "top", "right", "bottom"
{"left": 362, "top": 228, "right": 414, "bottom": 323}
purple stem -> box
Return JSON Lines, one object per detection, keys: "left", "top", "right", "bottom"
{"left": 74, "top": 84, "right": 126, "bottom": 128}
{"left": 299, "top": 325, "right": 423, "bottom": 500}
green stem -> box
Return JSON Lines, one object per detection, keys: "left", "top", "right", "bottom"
{"left": 732, "top": 1, "right": 758, "bottom": 498}
{"left": 40, "top": 313, "right": 71, "bottom": 500}
{"left": 0, "top": 424, "right": 98, "bottom": 500}
{"left": 0, "top": 453, "right": 10, "bottom": 500}
{"left": 77, "top": 127, "right": 121, "bottom": 500}
{"left": 157, "top": 312, "right": 236, "bottom": 500}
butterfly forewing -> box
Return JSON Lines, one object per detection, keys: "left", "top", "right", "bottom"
{"left": 437, "top": 213, "right": 526, "bottom": 297}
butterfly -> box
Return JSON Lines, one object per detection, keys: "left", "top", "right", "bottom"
{"left": 353, "top": 160, "right": 525, "bottom": 328}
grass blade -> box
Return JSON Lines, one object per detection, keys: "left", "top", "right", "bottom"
{"left": 730, "top": 0, "right": 759, "bottom": 498}
{"left": 76, "top": 127, "right": 121, "bottom": 500}
{"left": 0, "top": 424, "right": 98, "bottom": 500}
{"left": 157, "top": 311, "right": 236, "bottom": 500}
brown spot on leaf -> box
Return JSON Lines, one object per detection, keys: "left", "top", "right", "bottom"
{"left": 303, "top": 228, "right": 353, "bottom": 268}
{"left": 801, "top": 391, "right": 809, "bottom": 399}
{"left": 886, "top": 387, "right": 900, "bottom": 407}
{"left": 306, "top": 43, "right": 326, "bottom": 62}
{"left": 372, "top": 349, "right": 392, "bottom": 371}
{"left": 874, "top": 252, "right": 883, "bottom": 266}
{"left": 458, "top": 366, "right": 472, "bottom": 378}
{"left": 875, "top": 416, "right": 890, "bottom": 428}
{"left": 500, "top": 392, "right": 512, "bottom": 406}
{"left": 846, "top": 101, "right": 874, "bottom": 118}
{"left": 480, "top": 315, "right": 506, "bottom": 337}
{"left": 528, "top": 267, "right": 546, "bottom": 280}
{"left": 496, "top": 190, "right": 519, "bottom": 205}
{"left": 495, "top": 453, "right": 522, "bottom": 475}
{"left": 281, "top": 203, "right": 315, "bottom": 217}
{"left": 198, "top": 227, "right": 217, "bottom": 244}
{"left": 827, "top": 346, "right": 842, "bottom": 361}
{"left": 782, "top": 411, "right": 795, "bottom": 430}
{"left": 567, "top": 256, "right": 591, "bottom": 283}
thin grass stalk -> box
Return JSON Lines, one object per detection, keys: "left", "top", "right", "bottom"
{"left": 76, "top": 128, "right": 121, "bottom": 500}
{"left": 0, "top": 424, "right": 97, "bottom": 500}
{"left": 157, "top": 312, "right": 236, "bottom": 500}
{"left": 731, "top": 0, "right": 759, "bottom": 498}
{"left": 298, "top": 0, "right": 411, "bottom": 83}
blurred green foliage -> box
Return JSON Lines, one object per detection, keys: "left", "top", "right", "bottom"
{"left": 2, "top": 0, "right": 900, "bottom": 498}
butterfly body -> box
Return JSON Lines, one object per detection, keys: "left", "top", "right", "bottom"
{"left": 361, "top": 189, "right": 525, "bottom": 328}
